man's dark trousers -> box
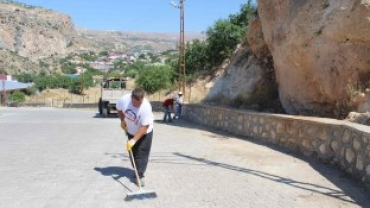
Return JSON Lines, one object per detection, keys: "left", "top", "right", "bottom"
{"left": 127, "top": 131, "right": 153, "bottom": 178}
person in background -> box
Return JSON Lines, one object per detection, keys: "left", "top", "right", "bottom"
{"left": 173, "top": 91, "right": 183, "bottom": 119}
{"left": 116, "top": 88, "right": 154, "bottom": 187}
{"left": 162, "top": 98, "right": 174, "bottom": 122}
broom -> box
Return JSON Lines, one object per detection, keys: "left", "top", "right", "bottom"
{"left": 125, "top": 149, "right": 157, "bottom": 201}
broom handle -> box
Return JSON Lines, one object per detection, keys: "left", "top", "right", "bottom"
{"left": 129, "top": 149, "right": 142, "bottom": 188}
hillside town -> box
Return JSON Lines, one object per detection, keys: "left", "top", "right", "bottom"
{"left": 86, "top": 50, "right": 170, "bottom": 73}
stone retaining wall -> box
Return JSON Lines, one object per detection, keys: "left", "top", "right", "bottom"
{"left": 151, "top": 101, "right": 163, "bottom": 112}
{"left": 18, "top": 102, "right": 51, "bottom": 107}
{"left": 63, "top": 103, "right": 98, "bottom": 108}
{"left": 182, "top": 104, "right": 370, "bottom": 189}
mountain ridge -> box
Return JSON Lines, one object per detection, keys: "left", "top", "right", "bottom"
{"left": 0, "top": 0, "right": 201, "bottom": 75}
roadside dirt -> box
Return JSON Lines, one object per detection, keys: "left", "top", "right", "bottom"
{"left": 25, "top": 76, "right": 211, "bottom": 104}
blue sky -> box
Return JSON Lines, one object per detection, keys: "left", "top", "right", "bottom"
{"left": 14, "top": 0, "right": 253, "bottom": 32}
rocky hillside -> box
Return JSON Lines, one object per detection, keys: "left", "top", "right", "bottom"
{"left": 0, "top": 1, "right": 77, "bottom": 58}
{"left": 0, "top": 0, "right": 196, "bottom": 75}
{"left": 0, "top": 0, "right": 89, "bottom": 74}
{"left": 206, "top": 0, "right": 370, "bottom": 118}
{"left": 77, "top": 29, "right": 202, "bottom": 53}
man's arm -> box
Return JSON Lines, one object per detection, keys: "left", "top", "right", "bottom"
{"left": 131, "top": 125, "right": 149, "bottom": 142}
{"left": 126, "top": 125, "right": 149, "bottom": 151}
{"left": 117, "top": 110, "right": 127, "bottom": 131}
{"left": 117, "top": 110, "right": 125, "bottom": 121}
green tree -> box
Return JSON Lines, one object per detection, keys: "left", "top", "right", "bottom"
{"left": 107, "top": 70, "right": 122, "bottom": 78}
{"left": 164, "top": 55, "right": 180, "bottom": 83}
{"left": 61, "top": 62, "right": 77, "bottom": 74}
{"left": 185, "top": 39, "right": 207, "bottom": 74}
{"left": 99, "top": 50, "right": 109, "bottom": 57}
{"left": 69, "top": 79, "right": 82, "bottom": 94}
{"left": 15, "top": 73, "right": 33, "bottom": 83}
{"left": 80, "top": 52, "right": 96, "bottom": 62}
{"left": 124, "top": 61, "right": 145, "bottom": 78}
{"left": 26, "top": 86, "right": 38, "bottom": 95}
{"left": 33, "top": 76, "right": 47, "bottom": 91}
{"left": 114, "top": 60, "right": 126, "bottom": 71}
{"left": 9, "top": 90, "right": 25, "bottom": 103}
{"left": 206, "top": 18, "right": 243, "bottom": 67}
{"left": 139, "top": 54, "right": 146, "bottom": 59}
{"left": 86, "top": 67, "right": 102, "bottom": 75}
{"left": 229, "top": 0, "right": 256, "bottom": 28}
{"left": 184, "top": 1, "right": 256, "bottom": 72}
{"left": 135, "top": 65, "right": 173, "bottom": 94}
{"left": 68, "top": 73, "right": 93, "bottom": 94}
{"left": 59, "top": 76, "right": 74, "bottom": 89}
{"left": 151, "top": 55, "right": 161, "bottom": 63}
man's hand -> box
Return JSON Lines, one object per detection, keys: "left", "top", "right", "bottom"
{"left": 120, "top": 121, "right": 127, "bottom": 131}
{"left": 126, "top": 139, "right": 136, "bottom": 151}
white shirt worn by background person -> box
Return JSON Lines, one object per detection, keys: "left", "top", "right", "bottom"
{"left": 116, "top": 94, "right": 154, "bottom": 135}
{"left": 173, "top": 94, "right": 183, "bottom": 106}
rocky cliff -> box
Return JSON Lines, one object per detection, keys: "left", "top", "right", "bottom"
{"left": 257, "top": 0, "right": 370, "bottom": 117}
{"left": 207, "top": 0, "right": 370, "bottom": 118}
{"left": 0, "top": 1, "right": 77, "bottom": 58}
{"left": 0, "top": 0, "right": 85, "bottom": 74}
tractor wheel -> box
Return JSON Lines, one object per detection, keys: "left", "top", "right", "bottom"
{"left": 102, "top": 102, "right": 110, "bottom": 117}
{"left": 98, "top": 99, "right": 103, "bottom": 114}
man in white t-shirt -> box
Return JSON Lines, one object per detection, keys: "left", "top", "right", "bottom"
{"left": 173, "top": 91, "right": 183, "bottom": 119}
{"left": 116, "top": 88, "right": 154, "bottom": 186}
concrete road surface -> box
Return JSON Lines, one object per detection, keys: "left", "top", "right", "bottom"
{"left": 0, "top": 107, "right": 369, "bottom": 208}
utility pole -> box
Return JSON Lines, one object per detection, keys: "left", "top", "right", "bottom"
{"left": 171, "top": 0, "right": 186, "bottom": 97}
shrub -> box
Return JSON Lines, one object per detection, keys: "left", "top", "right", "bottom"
{"left": 26, "top": 86, "right": 38, "bottom": 95}
{"left": 135, "top": 65, "right": 174, "bottom": 94}
{"left": 9, "top": 90, "right": 25, "bottom": 103}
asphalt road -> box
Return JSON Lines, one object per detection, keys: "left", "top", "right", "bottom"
{"left": 0, "top": 107, "right": 369, "bottom": 208}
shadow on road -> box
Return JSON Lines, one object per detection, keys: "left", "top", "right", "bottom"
{"left": 93, "top": 113, "right": 118, "bottom": 119}
{"left": 172, "top": 152, "right": 370, "bottom": 207}
{"left": 94, "top": 166, "right": 134, "bottom": 191}
{"left": 153, "top": 117, "right": 370, "bottom": 206}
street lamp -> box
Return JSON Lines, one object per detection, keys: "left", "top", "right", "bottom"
{"left": 171, "top": 0, "right": 186, "bottom": 97}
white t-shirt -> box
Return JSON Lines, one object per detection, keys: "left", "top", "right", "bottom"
{"left": 173, "top": 94, "right": 183, "bottom": 105}
{"left": 116, "top": 94, "right": 154, "bottom": 135}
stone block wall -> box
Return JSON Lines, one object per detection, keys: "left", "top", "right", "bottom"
{"left": 182, "top": 104, "right": 370, "bottom": 189}
{"left": 63, "top": 103, "right": 98, "bottom": 108}
{"left": 150, "top": 101, "right": 163, "bottom": 112}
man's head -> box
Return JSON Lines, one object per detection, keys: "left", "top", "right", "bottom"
{"left": 178, "top": 91, "right": 183, "bottom": 97}
{"left": 131, "top": 88, "right": 146, "bottom": 107}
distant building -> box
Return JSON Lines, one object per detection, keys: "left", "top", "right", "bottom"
{"left": 66, "top": 74, "right": 78, "bottom": 79}
{"left": 89, "top": 62, "right": 114, "bottom": 73}
{"left": 75, "top": 49, "right": 92, "bottom": 55}
{"left": 0, "top": 75, "right": 33, "bottom": 105}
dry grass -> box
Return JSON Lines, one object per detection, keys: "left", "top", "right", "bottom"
{"left": 26, "top": 87, "right": 101, "bottom": 104}
{"left": 25, "top": 76, "right": 211, "bottom": 105}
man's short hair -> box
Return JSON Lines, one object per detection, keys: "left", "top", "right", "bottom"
{"left": 132, "top": 88, "right": 146, "bottom": 100}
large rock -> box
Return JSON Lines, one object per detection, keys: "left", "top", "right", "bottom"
{"left": 346, "top": 112, "right": 370, "bottom": 126}
{"left": 205, "top": 46, "right": 265, "bottom": 104}
{"left": 257, "top": 0, "right": 370, "bottom": 116}
{"left": 205, "top": 16, "right": 280, "bottom": 110}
